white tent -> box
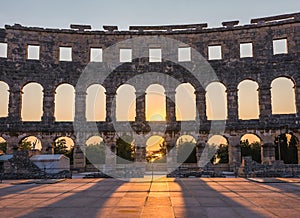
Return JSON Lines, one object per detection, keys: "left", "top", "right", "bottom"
{"left": 30, "top": 154, "right": 70, "bottom": 174}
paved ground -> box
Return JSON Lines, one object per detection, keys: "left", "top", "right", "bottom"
{"left": 0, "top": 177, "right": 300, "bottom": 217}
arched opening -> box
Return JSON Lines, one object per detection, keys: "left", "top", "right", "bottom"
{"left": 0, "top": 137, "right": 7, "bottom": 154}
{"left": 271, "top": 77, "right": 296, "bottom": 114}
{"left": 176, "top": 135, "right": 197, "bottom": 163}
{"left": 55, "top": 83, "right": 75, "bottom": 121}
{"left": 85, "top": 136, "right": 105, "bottom": 164}
{"left": 240, "top": 134, "right": 261, "bottom": 163}
{"left": 116, "top": 84, "right": 136, "bottom": 121}
{"left": 146, "top": 135, "right": 166, "bottom": 163}
{"left": 21, "top": 82, "right": 43, "bottom": 121}
{"left": 116, "top": 134, "right": 135, "bottom": 164}
{"left": 275, "top": 133, "right": 298, "bottom": 164}
{"left": 206, "top": 82, "right": 227, "bottom": 120}
{"left": 0, "top": 81, "right": 9, "bottom": 117}
{"left": 207, "top": 135, "right": 229, "bottom": 164}
{"left": 238, "top": 80, "right": 259, "bottom": 119}
{"left": 175, "top": 83, "right": 196, "bottom": 121}
{"left": 19, "top": 136, "right": 42, "bottom": 151}
{"left": 86, "top": 84, "right": 106, "bottom": 121}
{"left": 146, "top": 84, "right": 166, "bottom": 121}
{"left": 54, "top": 136, "right": 74, "bottom": 165}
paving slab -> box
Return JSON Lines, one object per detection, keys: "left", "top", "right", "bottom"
{"left": 0, "top": 177, "right": 300, "bottom": 217}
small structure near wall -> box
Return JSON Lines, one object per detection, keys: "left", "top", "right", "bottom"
{"left": 30, "top": 154, "right": 70, "bottom": 174}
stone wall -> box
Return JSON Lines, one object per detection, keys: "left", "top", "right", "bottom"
{"left": 0, "top": 12, "right": 300, "bottom": 171}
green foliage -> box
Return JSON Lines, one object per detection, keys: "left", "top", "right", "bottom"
{"left": 177, "top": 142, "right": 197, "bottom": 163}
{"left": 86, "top": 142, "right": 106, "bottom": 164}
{"left": 146, "top": 142, "right": 167, "bottom": 163}
{"left": 116, "top": 136, "right": 135, "bottom": 164}
{"left": 0, "top": 142, "right": 7, "bottom": 153}
{"left": 241, "top": 140, "right": 261, "bottom": 163}
{"left": 54, "top": 139, "right": 68, "bottom": 154}
{"left": 54, "top": 139, "right": 74, "bottom": 165}
{"left": 275, "top": 133, "right": 298, "bottom": 164}
{"left": 19, "top": 139, "right": 32, "bottom": 151}
{"left": 210, "top": 144, "right": 229, "bottom": 164}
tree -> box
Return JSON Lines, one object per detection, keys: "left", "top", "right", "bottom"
{"left": 177, "top": 141, "right": 197, "bottom": 163}
{"left": 0, "top": 142, "right": 7, "bottom": 154}
{"left": 54, "top": 139, "right": 68, "bottom": 154}
{"left": 275, "top": 133, "right": 298, "bottom": 164}
{"left": 85, "top": 142, "right": 106, "bottom": 164}
{"left": 54, "top": 139, "right": 74, "bottom": 165}
{"left": 240, "top": 140, "right": 261, "bottom": 163}
{"left": 19, "top": 139, "right": 32, "bottom": 151}
{"left": 116, "top": 135, "right": 135, "bottom": 164}
{"left": 210, "top": 144, "right": 228, "bottom": 164}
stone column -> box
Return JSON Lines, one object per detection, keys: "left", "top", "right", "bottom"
{"left": 103, "top": 132, "right": 117, "bottom": 170}
{"left": 165, "top": 133, "right": 177, "bottom": 172}
{"left": 8, "top": 86, "right": 22, "bottom": 122}
{"left": 258, "top": 84, "right": 272, "bottom": 121}
{"left": 228, "top": 136, "right": 241, "bottom": 168}
{"left": 261, "top": 134, "right": 275, "bottom": 164}
{"left": 135, "top": 90, "right": 146, "bottom": 122}
{"left": 105, "top": 91, "right": 116, "bottom": 122}
{"left": 165, "top": 90, "right": 176, "bottom": 122}
{"left": 226, "top": 85, "right": 239, "bottom": 122}
{"left": 5, "top": 135, "right": 19, "bottom": 154}
{"left": 73, "top": 132, "right": 86, "bottom": 171}
{"left": 41, "top": 134, "right": 54, "bottom": 154}
{"left": 295, "top": 85, "right": 300, "bottom": 118}
{"left": 195, "top": 88, "right": 207, "bottom": 123}
{"left": 74, "top": 91, "right": 87, "bottom": 122}
{"left": 196, "top": 137, "right": 207, "bottom": 167}
{"left": 42, "top": 89, "right": 55, "bottom": 123}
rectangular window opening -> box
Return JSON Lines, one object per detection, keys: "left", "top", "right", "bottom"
{"left": 178, "top": 47, "right": 191, "bottom": 62}
{"left": 149, "top": 48, "right": 162, "bottom": 62}
{"left": 59, "top": 47, "right": 72, "bottom": 61}
{"left": 120, "top": 48, "right": 132, "bottom": 62}
{"left": 273, "top": 38, "right": 288, "bottom": 55}
{"left": 0, "top": 43, "right": 8, "bottom": 58}
{"left": 208, "top": 45, "right": 222, "bottom": 60}
{"left": 27, "top": 45, "right": 40, "bottom": 60}
{"left": 240, "top": 42, "right": 253, "bottom": 58}
{"left": 90, "top": 48, "right": 103, "bottom": 62}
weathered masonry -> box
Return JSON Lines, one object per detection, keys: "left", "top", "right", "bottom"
{"left": 0, "top": 12, "right": 300, "bottom": 172}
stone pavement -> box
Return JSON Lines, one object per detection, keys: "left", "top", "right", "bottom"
{"left": 0, "top": 177, "right": 300, "bottom": 217}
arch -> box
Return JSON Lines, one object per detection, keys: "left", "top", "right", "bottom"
{"left": 85, "top": 136, "right": 105, "bottom": 164}
{"left": 19, "top": 136, "right": 42, "bottom": 151}
{"left": 116, "top": 134, "right": 135, "bottom": 164}
{"left": 21, "top": 82, "right": 43, "bottom": 121}
{"left": 207, "top": 135, "right": 228, "bottom": 164}
{"left": 176, "top": 135, "right": 197, "bottom": 163}
{"left": 206, "top": 82, "right": 227, "bottom": 120}
{"left": 175, "top": 83, "right": 196, "bottom": 121}
{"left": 0, "top": 81, "right": 9, "bottom": 117}
{"left": 146, "top": 84, "right": 166, "bottom": 121}
{"left": 271, "top": 77, "right": 296, "bottom": 114}
{"left": 55, "top": 83, "right": 75, "bottom": 121}
{"left": 0, "top": 137, "right": 7, "bottom": 154}
{"left": 240, "top": 133, "right": 262, "bottom": 163}
{"left": 86, "top": 84, "right": 106, "bottom": 121}
{"left": 275, "top": 133, "right": 298, "bottom": 164}
{"left": 238, "top": 80, "right": 259, "bottom": 119}
{"left": 146, "top": 135, "right": 166, "bottom": 163}
{"left": 116, "top": 84, "right": 136, "bottom": 121}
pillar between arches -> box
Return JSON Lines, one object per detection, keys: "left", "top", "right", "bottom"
{"left": 261, "top": 143, "right": 275, "bottom": 164}
{"left": 42, "top": 90, "right": 55, "bottom": 123}
{"left": 135, "top": 90, "right": 146, "bottom": 122}
{"left": 228, "top": 136, "right": 241, "bottom": 168}
{"left": 165, "top": 90, "right": 176, "bottom": 122}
